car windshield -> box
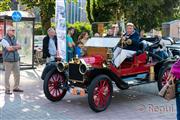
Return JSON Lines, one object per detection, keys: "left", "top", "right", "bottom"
{"left": 85, "top": 37, "right": 120, "bottom": 48}
{"left": 92, "top": 21, "right": 125, "bottom": 37}
{"left": 84, "top": 22, "right": 125, "bottom": 48}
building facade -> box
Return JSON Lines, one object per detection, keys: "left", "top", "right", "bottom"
{"left": 15, "top": 0, "right": 87, "bottom": 24}
{"left": 162, "top": 20, "right": 180, "bottom": 40}
{"left": 66, "top": 0, "right": 87, "bottom": 24}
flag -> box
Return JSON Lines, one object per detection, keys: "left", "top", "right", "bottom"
{"left": 55, "top": 0, "right": 66, "bottom": 61}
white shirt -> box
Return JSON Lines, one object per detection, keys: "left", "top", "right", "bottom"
{"left": 48, "top": 38, "right": 56, "bottom": 56}
{"left": 1, "top": 39, "right": 10, "bottom": 48}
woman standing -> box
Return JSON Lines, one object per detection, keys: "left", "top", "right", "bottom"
{"left": 78, "top": 32, "right": 89, "bottom": 56}
{"left": 78, "top": 32, "right": 89, "bottom": 45}
{"left": 171, "top": 60, "right": 180, "bottom": 120}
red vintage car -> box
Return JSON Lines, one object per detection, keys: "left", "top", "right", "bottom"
{"left": 41, "top": 37, "right": 177, "bottom": 112}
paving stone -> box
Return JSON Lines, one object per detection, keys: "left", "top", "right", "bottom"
{"left": 0, "top": 65, "right": 177, "bottom": 120}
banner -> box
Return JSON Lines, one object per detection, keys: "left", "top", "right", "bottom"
{"left": 55, "top": 0, "right": 66, "bottom": 61}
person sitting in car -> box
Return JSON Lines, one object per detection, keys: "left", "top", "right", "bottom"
{"left": 106, "top": 29, "right": 114, "bottom": 37}
{"left": 113, "top": 23, "right": 140, "bottom": 68}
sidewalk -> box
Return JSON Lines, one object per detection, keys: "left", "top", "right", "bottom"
{"left": 0, "top": 65, "right": 177, "bottom": 120}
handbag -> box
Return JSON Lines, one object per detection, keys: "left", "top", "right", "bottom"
{"left": 159, "top": 74, "right": 176, "bottom": 101}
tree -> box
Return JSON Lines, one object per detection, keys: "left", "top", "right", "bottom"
{"left": 20, "top": 0, "right": 55, "bottom": 34}
{"left": 86, "top": 0, "right": 118, "bottom": 23}
{"left": 86, "top": 0, "right": 93, "bottom": 23}
{"left": 86, "top": 0, "right": 180, "bottom": 31}
{"left": 173, "top": 5, "right": 180, "bottom": 19}
{"left": 0, "top": 0, "right": 56, "bottom": 33}
{"left": 126, "top": 0, "right": 180, "bottom": 31}
{"left": 0, "top": 0, "right": 18, "bottom": 11}
{"left": 20, "top": 0, "right": 77, "bottom": 34}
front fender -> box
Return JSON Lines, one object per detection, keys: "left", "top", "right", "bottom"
{"left": 154, "top": 58, "right": 177, "bottom": 81}
{"left": 41, "top": 62, "right": 57, "bottom": 80}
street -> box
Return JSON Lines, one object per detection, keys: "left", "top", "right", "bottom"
{"left": 0, "top": 65, "right": 176, "bottom": 120}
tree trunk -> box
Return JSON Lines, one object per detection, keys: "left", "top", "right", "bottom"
{"left": 86, "top": 0, "right": 94, "bottom": 23}
{"left": 40, "top": 9, "right": 51, "bottom": 34}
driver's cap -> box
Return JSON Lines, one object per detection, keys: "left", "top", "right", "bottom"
{"left": 126, "top": 23, "right": 134, "bottom": 27}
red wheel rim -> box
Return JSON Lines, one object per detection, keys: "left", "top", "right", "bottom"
{"left": 48, "top": 73, "right": 65, "bottom": 98}
{"left": 93, "top": 80, "right": 111, "bottom": 108}
{"left": 161, "top": 69, "right": 170, "bottom": 86}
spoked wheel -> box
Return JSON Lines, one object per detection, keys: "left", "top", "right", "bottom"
{"left": 88, "top": 75, "right": 113, "bottom": 112}
{"left": 43, "top": 69, "right": 67, "bottom": 102}
{"left": 157, "top": 64, "right": 175, "bottom": 91}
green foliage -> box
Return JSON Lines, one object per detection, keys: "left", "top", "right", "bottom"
{"left": 67, "top": 22, "right": 92, "bottom": 42}
{"left": 34, "top": 22, "right": 56, "bottom": 35}
{"left": 86, "top": 0, "right": 180, "bottom": 32}
{"left": 21, "top": 0, "right": 55, "bottom": 33}
{"left": 34, "top": 21, "right": 91, "bottom": 39}
{"left": 34, "top": 22, "right": 43, "bottom": 35}
{"left": 126, "top": 0, "right": 180, "bottom": 31}
{"left": 21, "top": 0, "right": 78, "bottom": 33}
{"left": 0, "top": 0, "right": 12, "bottom": 11}
{"left": 86, "top": 0, "right": 116, "bottom": 23}
{"left": 86, "top": 0, "right": 93, "bottom": 23}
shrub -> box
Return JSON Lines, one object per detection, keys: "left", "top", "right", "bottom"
{"left": 34, "top": 22, "right": 43, "bottom": 35}
{"left": 34, "top": 22, "right": 55, "bottom": 35}
{"left": 67, "top": 22, "right": 92, "bottom": 42}
{"left": 34, "top": 22, "right": 92, "bottom": 40}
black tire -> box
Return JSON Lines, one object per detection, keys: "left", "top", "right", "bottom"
{"left": 43, "top": 69, "right": 67, "bottom": 102}
{"left": 41, "top": 62, "right": 56, "bottom": 80}
{"left": 88, "top": 75, "right": 113, "bottom": 112}
{"left": 157, "top": 64, "right": 172, "bottom": 91}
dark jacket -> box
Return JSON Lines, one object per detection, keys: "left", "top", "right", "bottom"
{"left": 42, "top": 35, "right": 57, "bottom": 58}
{"left": 123, "top": 31, "right": 140, "bottom": 51}
{"left": 2, "top": 35, "right": 20, "bottom": 62}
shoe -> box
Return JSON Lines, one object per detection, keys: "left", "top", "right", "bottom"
{"left": 13, "top": 88, "right": 24, "bottom": 92}
{"left": 5, "top": 90, "right": 12, "bottom": 95}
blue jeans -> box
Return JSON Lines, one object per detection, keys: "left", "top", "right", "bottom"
{"left": 68, "top": 51, "right": 73, "bottom": 62}
{"left": 176, "top": 80, "right": 180, "bottom": 120}
{"left": 155, "top": 50, "right": 168, "bottom": 59}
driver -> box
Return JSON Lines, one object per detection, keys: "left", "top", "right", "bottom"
{"left": 113, "top": 23, "right": 140, "bottom": 68}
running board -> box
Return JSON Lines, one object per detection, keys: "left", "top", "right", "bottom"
{"left": 126, "top": 80, "right": 156, "bottom": 87}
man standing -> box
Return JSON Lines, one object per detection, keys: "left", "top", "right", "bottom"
{"left": 42, "top": 28, "right": 57, "bottom": 63}
{"left": 1, "top": 26, "right": 23, "bottom": 94}
{"left": 113, "top": 23, "right": 140, "bottom": 68}
{"left": 66, "top": 27, "right": 75, "bottom": 61}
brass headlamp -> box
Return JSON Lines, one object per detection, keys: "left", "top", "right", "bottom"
{"left": 57, "top": 62, "right": 68, "bottom": 72}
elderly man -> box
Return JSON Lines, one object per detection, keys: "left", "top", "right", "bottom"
{"left": 1, "top": 26, "right": 23, "bottom": 94}
{"left": 113, "top": 23, "right": 140, "bottom": 68}
{"left": 42, "top": 28, "right": 57, "bottom": 63}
